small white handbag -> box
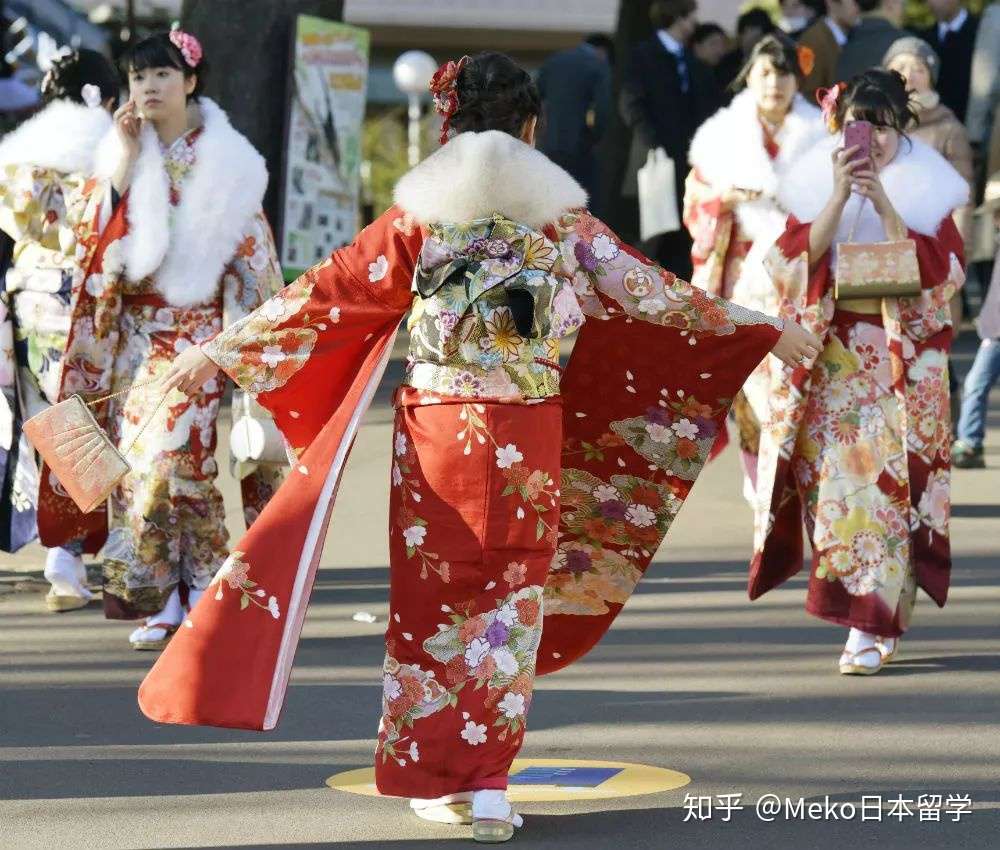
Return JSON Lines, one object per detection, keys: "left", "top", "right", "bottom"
{"left": 230, "top": 391, "right": 288, "bottom": 466}
{"left": 637, "top": 147, "right": 680, "bottom": 241}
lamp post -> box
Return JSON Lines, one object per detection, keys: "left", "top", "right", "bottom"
{"left": 392, "top": 50, "right": 437, "bottom": 167}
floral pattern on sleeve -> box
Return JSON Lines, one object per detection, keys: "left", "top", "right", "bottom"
{"left": 548, "top": 210, "right": 782, "bottom": 338}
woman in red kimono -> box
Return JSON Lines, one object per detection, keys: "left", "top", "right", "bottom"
{"left": 748, "top": 70, "right": 968, "bottom": 676}
{"left": 142, "top": 53, "right": 820, "bottom": 842}
{"left": 683, "top": 34, "right": 825, "bottom": 495}
{"left": 39, "top": 30, "right": 284, "bottom": 648}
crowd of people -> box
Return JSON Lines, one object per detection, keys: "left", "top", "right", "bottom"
{"left": 535, "top": 0, "right": 1000, "bottom": 473}
{"left": 0, "top": 3, "right": 998, "bottom": 844}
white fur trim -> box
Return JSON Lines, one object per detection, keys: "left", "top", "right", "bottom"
{"left": 94, "top": 98, "right": 268, "bottom": 307}
{"left": 393, "top": 130, "right": 587, "bottom": 228}
{"left": 688, "top": 90, "right": 826, "bottom": 197}
{"left": 0, "top": 100, "right": 111, "bottom": 174}
{"left": 778, "top": 133, "right": 970, "bottom": 238}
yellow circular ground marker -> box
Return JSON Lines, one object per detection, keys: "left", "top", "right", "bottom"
{"left": 326, "top": 758, "right": 690, "bottom": 802}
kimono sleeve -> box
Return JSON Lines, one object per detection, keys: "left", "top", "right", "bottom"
{"left": 896, "top": 216, "right": 966, "bottom": 343}
{"left": 534, "top": 210, "right": 784, "bottom": 676}
{"left": 0, "top": 163, "right": 87, "bottom": 244}
{"left": 682, "top": 167, "right": 733, "bottom": 297}
{"left": 222, "top": 210, "right": 286, "bottom": 326}
{"left": 202, "top": 205, "right": 422, "bottom": 454}
{"left": 549, "top": 209, "right": 784, "bottom": 341}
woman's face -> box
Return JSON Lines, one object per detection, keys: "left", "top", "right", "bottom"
{"left": 127, "top": 64, "right": 195, "bottom": 122}
{"left": 747, "top": 56, "right": 797, "bottom": 117}
{"left": 886, "top": 54, "right": 933, "bottom": 95}
{"left": 844, "top": 107, "right": 901, "bottom": 171}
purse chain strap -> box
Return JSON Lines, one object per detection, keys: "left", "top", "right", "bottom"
{"left": 84, "top": 380, "right": 172, "bottom": 457}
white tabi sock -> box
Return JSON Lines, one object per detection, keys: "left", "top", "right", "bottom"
{"left": 44, "top": 547, "right": 91, "bottom": 599}
{"left": 844, "top": 627, "right": 878, "bottom": 654}
{"left": 147, "top": 587, "right": 184, "bottom": 627}
{"left": 471, "top": 790, "right": 523, "bottom": 827}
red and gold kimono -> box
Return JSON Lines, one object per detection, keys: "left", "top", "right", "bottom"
{"left": 748, "top": 134, "right": 969, "bottom": 636}
{"left": 40, "top": 99, "right": 284, "bottom": 617}
{"left": 683, "top": 92, "right": 824, "bottom": 469}
{"left": 138, "top": 131, "right": 782, "bottom": 798}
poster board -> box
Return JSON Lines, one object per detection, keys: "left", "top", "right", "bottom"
{"left": 279, "top": 15, "right": 370, "bottom": 281}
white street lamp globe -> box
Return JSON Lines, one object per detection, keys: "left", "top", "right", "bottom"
{"left": 393, "top": 50, "right": 438, "bottom": 97}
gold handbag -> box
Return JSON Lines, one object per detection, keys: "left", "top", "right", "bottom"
{"left": 23, "top": 384, "right": 164, "bottom": 514}
{"left": 834, "top": 198, "right": 921, "bottom": 300}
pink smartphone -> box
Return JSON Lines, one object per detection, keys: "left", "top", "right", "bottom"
{"left": 843, "top": 120, "right": 872, "bottom": 164}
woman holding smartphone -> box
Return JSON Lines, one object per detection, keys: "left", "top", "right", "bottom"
{"left": 40, "top": 29, "right": 284, "bottom": 648}
{"left": 747, "top": 69, "right": 968, "bottom": 675}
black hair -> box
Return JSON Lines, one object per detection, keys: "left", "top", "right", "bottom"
{"left": 449, "top": 52, "right": 541, "bottom": 139}
{"left": 122, "top": 32, "right": 206, "bottom": 101}
{"left": 835, "top": 68, "right": 918, "bottom": 135}
{"left": 857, "top": 0, "right": 882, "bottom": 12}
{"left": 41, "top": 48, "right": 119, "bottom": 106}
{"left": 584, "top": 33, "right": 615, "bottom": 66}
{"left": 650, "top": 0, "right": 697, "bottom": 29}
{"left": 737, "top": 8, "right": 778, "bottom": 35}
{"left": 733, "top": 32, "right": 803, "bottom": 89}
{"left": 693, "top": 23, "right": 726, "bottom": 45}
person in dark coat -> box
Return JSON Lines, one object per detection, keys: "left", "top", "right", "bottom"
{"left": 834, "top": 0, "right": 906, "bottom": 81}
{"left": 537, "top": 35, "right": 613, "bottom": 216}
{"left": 918, "top": 0, "right": 979, "bottom": 125}
{"left": 620, "top": 0, "right": 722, "bottom": 278}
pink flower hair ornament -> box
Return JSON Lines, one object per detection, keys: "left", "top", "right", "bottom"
{"left": 816, "top": 82, "right": 847, "bottom": 132}
{"left": 169, "top": 24, "right": 203, "bottom": 69}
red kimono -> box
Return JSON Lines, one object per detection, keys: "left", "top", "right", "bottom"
{"left": 749, "top": 134, "right": 969, "bottom": 636}
{"left": 137, "top": 131, "right": 782, "bottom": 798}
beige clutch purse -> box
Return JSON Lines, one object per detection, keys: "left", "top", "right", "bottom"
{"left": 23, "top": 384, "right": 163, "bottom": 514}
{"left": 834, "top": 199, "right": 921, "bottom": 300}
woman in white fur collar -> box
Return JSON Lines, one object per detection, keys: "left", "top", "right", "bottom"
{"left": 0, "top": 49, "right": 118, "bottom": 608}
{"left": 749, "top": 69, "right": 969, "bottom": 677}
{"left": 685, "top": 34, "right": 824, "bottom": 301}
{"left": 685, "top": 34, "right": 825, "bottom": 498}
{"left": 43, "top": 31, "right": 285, "bottom": 649}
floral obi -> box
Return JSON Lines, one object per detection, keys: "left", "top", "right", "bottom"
{"left": 404, "top": 215, "right": 585, "bottom": 400}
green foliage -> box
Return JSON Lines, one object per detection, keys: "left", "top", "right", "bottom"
{"left": 361, "top": 105, "right": 439, "bottom": 218}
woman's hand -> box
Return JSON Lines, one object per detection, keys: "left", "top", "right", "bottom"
{"left": 720, "top": 187, "right": 763, "bottom": 211}
{"left": 160, "top": 344, "right": 220, "bottom": 396}
{"left": 111, "top": 100, "right": 142, "bottom": 193}
{"left": 850, "top": 166, "right": 907, "bottom": 240}
{"left": 831, "top": 145, "right": 867, "bottom": 205}
{"left": 772, "top": 320, "right": 823, "bottom": 369}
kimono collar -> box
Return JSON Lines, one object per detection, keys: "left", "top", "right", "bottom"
{"left": 778, "top": 132, "right": 970, "bottom": 237}
{"left": 94, "top": 97, "right": 268, "bottom": 308}
{"left": 393, "top": 130, "right": 587, "bottom": 229}
{"left": 0, "top": 99, "right": 111, "bottom": 174}
{"left": 687, "top": 89, "right": 826, "bottom": 195}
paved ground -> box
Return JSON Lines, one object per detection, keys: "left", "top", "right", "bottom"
{"left": 1, "top": 329, "right": 998, "bottom": 850}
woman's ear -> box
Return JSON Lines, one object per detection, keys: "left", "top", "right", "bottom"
{"left": 521, "top": 115, "right": 537, "bottom": 147}
{"left": 185, "top": 74, "right": 198, "bottom": 97}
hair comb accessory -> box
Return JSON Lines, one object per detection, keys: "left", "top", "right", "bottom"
{"left": 817, "top": 82, "right": 846, "bottom": 132}
{"left": 797, "top": 45, "right": 815, "bottom": 78}
{"left": 81, "top": 84, "right": 103, "bottom": 108}
{"left": 429, "top": 55, "right": 469, "bottom": 145}
{"left": 169, "top": 22, "right": 203, "bottom": 69}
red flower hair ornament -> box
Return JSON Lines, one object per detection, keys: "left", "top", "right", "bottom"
{"left": 169, "top": 23, "right": 203, "bottom": 69}
{"left": 429, "top": 55, "right": 469, "bottom": 145}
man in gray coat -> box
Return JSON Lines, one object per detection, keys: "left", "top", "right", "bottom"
{"left": 835, "top": 0, "right": 907, "bottom": 80}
